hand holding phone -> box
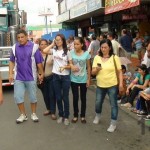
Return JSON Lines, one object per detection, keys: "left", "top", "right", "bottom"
{"left": 97, "top": 63, "right": 101, "bottom": 67}
{"left": 96, "top": 63, "right": 102, "bottom": 72}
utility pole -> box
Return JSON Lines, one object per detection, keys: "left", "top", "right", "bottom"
{"left": 38, "top": 8, "right": 53, "bottom": 34}
{"left": 50, "top": 20, "right": 52, "bottom": 37}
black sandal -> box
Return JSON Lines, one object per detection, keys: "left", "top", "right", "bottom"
{"left": 71, "top": 117, "right": 78, "bottom": 123}
{"left": 43, "top": 110, "right": 51, "bottom": 116}
{"left": 81, "top": 118, "right": 86, "bottom": 124}
{"left": 51, "top": 114, "right": 57, "bottom": 120}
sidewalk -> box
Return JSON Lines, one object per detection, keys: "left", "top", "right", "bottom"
{"left": 119, "top": 103, "right": 150, "bottom": 127}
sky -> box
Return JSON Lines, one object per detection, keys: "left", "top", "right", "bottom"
{"left": 18, "top": 0, "right": 58, "bottom": 26}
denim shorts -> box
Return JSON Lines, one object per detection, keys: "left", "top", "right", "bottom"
{"left": 14, "top": 80, "right": 37, "bottom": 104}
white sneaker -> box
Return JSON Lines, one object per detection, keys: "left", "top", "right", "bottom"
{"left": 31, "top": 113, "right": 39, "bottom": 122}
{"left": 57, "top": 117, "right": 63, "bottom": 124}
{"left": 16, "top": 114, "right": 28, "bottom": 124}
{"left": 93, "top": 115, "right": 100, "bottom": 124}
{"left": 64, "top": 118, "right": 70, "bottom": 126}
{"left": 144, "top": 115, "right": 150, "bottom": 120}
{"left": 107, "top": 124, "right": 116, "bottom": 132}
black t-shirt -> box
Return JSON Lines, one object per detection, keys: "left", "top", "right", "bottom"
{"left": 119, "top": 35, "right": 133, "bottom": 52}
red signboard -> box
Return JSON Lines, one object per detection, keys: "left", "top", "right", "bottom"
{"left": 105, "top": 0, "right": 140, "bottom": 14}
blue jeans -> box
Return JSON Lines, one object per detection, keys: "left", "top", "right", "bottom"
{"left": 95, "top": 85, "right": 118, "bottom": 120}
{"left": 53, "top": 74, "right": 70, "bottom": 118}
{"left": 40, "top": 75, "right": 56, "bottom": 114}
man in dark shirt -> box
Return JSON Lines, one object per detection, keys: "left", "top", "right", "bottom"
{"left": 119, "top": 29, "right": 133, "bottom": 59}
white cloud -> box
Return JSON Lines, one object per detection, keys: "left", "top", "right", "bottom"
{"left": 18, "top": 0, "right": 58, "bottom": 25}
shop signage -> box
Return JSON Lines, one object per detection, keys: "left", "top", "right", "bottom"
{"left": 122, "top": 4, "right": 149, "bottom": 21}
{"left": 87, "top": 0, "right": 102, "bottom": 13}
{"left": 70, "top": 2, "right": 87, "bottom": 19}
{"left": 66, "top": 0, "right": 74, "bottom": 10}
{"left": 60, "top": 0, "right": 66, "bottom": 14}
{"left": 122, "top": 14, "right": 148, "bottom": 20}
{"left": 56, "top": 11, "right": 70, "bottom": 23}
{"left": 66, "top": 0, "right": 85, "bottom": 10}
{"left": 105, "top": 0, "right": 140, "bottom": 14}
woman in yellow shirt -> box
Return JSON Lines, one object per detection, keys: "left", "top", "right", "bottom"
{"left": 92, "top": 39, "right": 123, "bottom": 132}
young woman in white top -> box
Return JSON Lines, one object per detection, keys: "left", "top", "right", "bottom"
{"left": 43, "top": 34, "right": 72, "bottom": 126}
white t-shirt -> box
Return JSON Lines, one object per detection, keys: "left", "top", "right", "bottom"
{"left": 88, "top": 40, "right": 100, "bottom": 58}
{"left": 144, "top": 87, "right": 150, "bottom": 94}
{"left": 111, "top": 39, "right": 120, "bottom": 56}
{"left": 141, "top": 51, "right": 150, "bottom": 68}
{"left": 50, "top": 49, "right": 72, "bottom": 75}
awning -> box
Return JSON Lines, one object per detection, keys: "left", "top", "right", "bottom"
{"left": 105, "top": 0, "right": 140, "bottom": 14}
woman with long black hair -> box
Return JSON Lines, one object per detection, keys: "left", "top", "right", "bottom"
{"left": 70, "top": 37, "right": 91, "bottom": 123}
{"left": 123, "top": 64, "right": 150, "bottom": 108}
{"left": 43, "top": 34, "right": 72, "bottom": 126}
{"left": 92, "top": 39, "right": 123, "bottom": 132}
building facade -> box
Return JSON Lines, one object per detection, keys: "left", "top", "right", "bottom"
{"left": 56, "top": 0, "right": 150, "bottom": 38}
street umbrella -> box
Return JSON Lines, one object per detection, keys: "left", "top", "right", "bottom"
{"left": 119, "top": 57, "right": 132, "bottom": 65}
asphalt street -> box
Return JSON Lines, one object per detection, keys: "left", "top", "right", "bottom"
{"left": 0, "top": 85, "right": 149, "bottom": 150}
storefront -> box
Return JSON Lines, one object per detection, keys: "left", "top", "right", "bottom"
{"left": 56, "top": 0, "right": 104, "bottom": 37}
{"left": 104, "top": 0, "right": 141, "bottom": 36}
{"left": 121, "top": 3, "right": 150, "bottom": 37}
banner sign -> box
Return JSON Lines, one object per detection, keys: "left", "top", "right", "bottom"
{"left": 70, "top": 2, "right": 87, "bottom": 19}
{"left": 87, "top": 0, "right": 102, "bottom": 13}
{"left": 56, "top": 11, "right": 70, "bottom": 23}
{"left": 105, "top": 0, "right": 140, "bottom": 14}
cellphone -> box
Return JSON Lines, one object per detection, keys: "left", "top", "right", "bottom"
{"left": 97, "top": 63, "right": 101, "bottom": 67}
{"left": 53, "top": 39, "right": 56, "bottom": 44}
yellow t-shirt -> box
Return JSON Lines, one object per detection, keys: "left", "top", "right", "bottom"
{"left": 93, "top": 55, "right": 121, "bottom": 88}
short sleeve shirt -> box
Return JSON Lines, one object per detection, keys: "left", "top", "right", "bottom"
{"left": 136, "top": 73, "right": 150, "bottom": 85}
{"left": 88, "top": 40, "right": 100, "bottom": 58}
{"left": 144, "top": 87, "right": 150, "bottom": 94}
{"left": 51, "top": 49, "right": 72, "bottom": 75}
{"left": 119, "top": 35, "right": 133, "bottom": 52}
{"left": 93, "top": 55, "right": 121, "bottom": 87}
{"left": 70, "top": 50, "right": 90, "bottom": 83}
{"left": 111, "top": 39, "right": 120, "bottom": 56}
{"left": 10, "top": 41, "right": 43, "bottom": 81}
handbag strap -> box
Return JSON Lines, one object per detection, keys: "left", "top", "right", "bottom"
{"left": 113, "top": 55, "right": 119, "bottom": 84}
{"left": 43, "top": 55, "right": 48, "bottom": 72}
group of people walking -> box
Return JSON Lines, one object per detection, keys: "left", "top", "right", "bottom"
{"left": 6, "top": 29, "right": 125, "bottom": 133}
{"left": 5, "top": 27, "right": 150, "bottom": 133}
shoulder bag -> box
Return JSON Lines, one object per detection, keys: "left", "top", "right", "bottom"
{"left": 113, "top": 55, "right": 119, "bottom": 85}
